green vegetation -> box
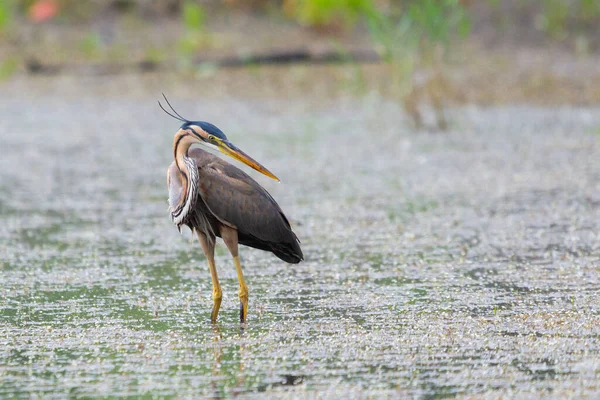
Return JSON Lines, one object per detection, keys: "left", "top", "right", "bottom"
{"left": 363, "top": 0, "right": 470, "bottom": 129}
{"left": 77, "top": 32, "right": 102, "bottom": 59}
{"left": 182, "top": 0, "right": 205, "bottom": 30}
{"left": 1, "top": 0, "right": 599, "bottom": 38}
{"left": 0, "top": 57, "right": 18, "bottom": 79}
{"left": 538, "top": 0, "right": 570, "bottom": 38}
{"left": 2, "top": 1, "right": 600, "bottom": 117}
{"left": 0, "top": 0, "right": 14, "bottom": 32}
{"left": 285, "top": 0, "right": 372, "bottom": 27}
{"left": 178, "top": 0, "right": 209, "bottom": 61}
{"left": 538, "top": 0, "right": 600, "bottom": 38}
{"left": 407, "top": 0, "right": 470, "bottom": 46}
{"left": 143, "top": 47, "right": 167, "bottom": 64}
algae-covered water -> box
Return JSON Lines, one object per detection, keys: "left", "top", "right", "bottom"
{"left": 1, "top": 75, "right": 600, "bottom": 398}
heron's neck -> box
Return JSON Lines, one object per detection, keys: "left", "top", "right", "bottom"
{"left": 173, "top": 140, "right": 197, "bottom": 199}
{"left": 171, "top": 131, "right": 198, "bottom": 225}
{"left": 173, "top": 130, "right": 195, "bottom": 172}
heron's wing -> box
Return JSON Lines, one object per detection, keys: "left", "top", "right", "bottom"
{"left": 190, "top": 150, "right": 296, "bottom": 244}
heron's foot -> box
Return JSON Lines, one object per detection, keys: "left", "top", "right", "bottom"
{"left": 239, "top": 285, "right": 248, "bottom": 324}
{"left": 211, "top": 288, "right": 222, "bottom": 324}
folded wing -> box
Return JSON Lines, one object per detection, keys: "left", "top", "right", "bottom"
{"left": 189, "top": 148, "right": 303, "bottom": 263}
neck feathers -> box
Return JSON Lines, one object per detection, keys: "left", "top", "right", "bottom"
{"left": 170, "top": 130, "right": 199, "bottom": 227}
{"left": 173, "top": 129, "right": 197, "bottom": 170}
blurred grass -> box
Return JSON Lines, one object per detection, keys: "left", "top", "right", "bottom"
{"left": 538, "top": 0, "right": 600, "bottom": 39}
{"left": 2, "top": 1, "right": 599, "bottom": 39}
{"left": 363, "top": 0, "right": 470, "bottom": 128}
{"left": 283, "top": 0, "right": 372, "bottom": 28}
{"left": 0, "top": 57, "right": 18, "bottom": 79}
{"left": 2, "top": 1, "right": 600, "bottom": 125}
{"left": 0, "top": 0, "right": 13, "bottom": 31}
{"left": 77, "top": 32, "right": 102, "bottom": 59}
{"left": 178, "top": 1, "right": 209, "bottom": 62}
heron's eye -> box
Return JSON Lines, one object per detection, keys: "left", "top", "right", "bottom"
{"left": 208, "top": 135, "right": 216, "bottom": 141}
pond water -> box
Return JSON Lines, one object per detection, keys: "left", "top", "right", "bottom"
{"left": 1, "top": 73, "right": 600, "bottom": 398}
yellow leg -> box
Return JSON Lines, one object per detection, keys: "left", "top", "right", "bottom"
{"left": 220, "top": 225, "right": 249, "bottom": 323}
{"left": 234, "top": 256, "right": 249, "bottom": 323}
{"left": 208, "top": 259, "right": 222, "bottom": 324}
{"left": 197, "top": 231, "right": 222, "bottom": 324}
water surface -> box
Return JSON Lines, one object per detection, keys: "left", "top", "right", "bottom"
{"left": 1, "top": 76, "right": 600, "bottom": 398}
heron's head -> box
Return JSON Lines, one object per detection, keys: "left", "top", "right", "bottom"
{"left": 160, "top": 95, "right": 279, "bottom": 181}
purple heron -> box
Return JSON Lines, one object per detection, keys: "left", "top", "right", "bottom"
{"left": 160, "top": 96, "right": 303, "bottom": 324}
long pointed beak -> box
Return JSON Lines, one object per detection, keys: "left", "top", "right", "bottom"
{"left": 217, "top": 140, "right": 280, "bottom": 181}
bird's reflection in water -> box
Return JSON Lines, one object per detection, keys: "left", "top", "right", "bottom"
{"left": 209, "top": 325, "right": 223, "bottom": 398}
{"left": 207, "top": 325, "right": 303, "bottom": 397}
{"left": 208, "top": 324, "right": 247, "bottom": 399}
{"left": 236, "top": 328, "right": 246, "bottom": 392}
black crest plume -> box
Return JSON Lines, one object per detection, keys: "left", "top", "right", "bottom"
{"left": 158, "top": 93, "right": 189, "bottom": 123}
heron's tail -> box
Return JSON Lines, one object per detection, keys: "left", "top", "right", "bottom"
{"left": 238, "top": 232, "right": 304, "bottom": 264}
{"left": 270, "top": 238, "right": 303, "bottom": 264}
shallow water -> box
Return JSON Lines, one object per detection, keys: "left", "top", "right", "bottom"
{"left": 1, "top": 75, "right": 600, "bottom": 398}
